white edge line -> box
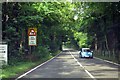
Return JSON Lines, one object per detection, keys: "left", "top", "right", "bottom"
{"left": 69, "top": 51, "right": 96, "bottom": 80}
{"left": 94, "top": 57, "right": 120, "bottom": 66}
{"left": 15, "top": 51, "right": 62, "bottom": 80}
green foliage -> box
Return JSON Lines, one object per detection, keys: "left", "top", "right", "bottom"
{"left": 74, "top": 32, "right": 88, "bottom": 48}
{"left": 1, "top": 61, "right": 42, "bottom": 78}
{"left": 34, "top": 46, "right": 50, "bottom": 58}
{"left": 2, "top": 2, "right": 120, "bottom": 66}
{"left": 72, "top": 2, "right": 120, "bottom": 62}
{"left": 2, "top": 2, "right": 76, "bottom": 62}
{"left": 72, "top": 2, "right": 119, "bottom": 49}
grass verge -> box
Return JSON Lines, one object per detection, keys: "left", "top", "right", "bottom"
{"left": 1, "top": 50, "right": 61, "bottom": 79}
{"left": 94, "top": 53, "right": 118, "bottom": 63}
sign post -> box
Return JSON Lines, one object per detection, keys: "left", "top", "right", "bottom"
{"left": 28, "top": 28, "right": 37, "bottom": 54}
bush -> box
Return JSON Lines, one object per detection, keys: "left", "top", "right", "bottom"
{"left": 33, "top": 46, "right": 50, "bottom": 59}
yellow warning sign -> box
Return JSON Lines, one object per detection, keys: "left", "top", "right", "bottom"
{"left": 28, "top": 28, "right": 37, "bottom": 46}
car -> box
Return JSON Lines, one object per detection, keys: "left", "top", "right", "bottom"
{"left": 79, "top": 48, "right": 93, "bottom": 58}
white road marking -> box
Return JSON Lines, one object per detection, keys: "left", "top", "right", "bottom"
{"left": 94, "top": 57, "right": 120, "bottom": 66}
{"left": 69, "top": 51, "right": 96, "bottom": 80}
{"left": 15, "top": 52, "right": 62, "bottom": 80}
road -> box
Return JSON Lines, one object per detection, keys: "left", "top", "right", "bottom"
{"left": 16, "top": 49, "right": 119, "bottom": 80}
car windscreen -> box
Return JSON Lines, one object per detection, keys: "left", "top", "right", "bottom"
{"left": 84, "top": 49, "right": 91, "bottom": 52}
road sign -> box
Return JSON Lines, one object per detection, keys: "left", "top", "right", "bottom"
{"left": 0, "top": 44, "right": 8, "bottom": 65}
{"left": 28, "top": 28, "right": 37, "bottom": 46}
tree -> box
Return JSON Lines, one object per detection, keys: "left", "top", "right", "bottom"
{"left": 2, "top": 2, "right": 75, "bottom": 62}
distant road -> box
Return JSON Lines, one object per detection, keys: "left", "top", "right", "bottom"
{"left": 16, "top": 48, "right": 119, "bottom": 80}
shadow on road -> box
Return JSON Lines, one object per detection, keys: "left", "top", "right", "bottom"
{"left": 70, "top": 50, "right": 119, "bottom": 79}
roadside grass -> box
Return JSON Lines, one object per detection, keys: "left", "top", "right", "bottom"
{"left": 1, "top": 50, "right": 61, "bottom": 79}
{"left": 1, "top": 61, "right": 38, "bottom": 78}
{"left": 94, "top": 53, "right": 118, "bottom": 63}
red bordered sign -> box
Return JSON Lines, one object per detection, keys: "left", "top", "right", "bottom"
{"left": 28, "top": 28, "right": 37, "bottom": 46}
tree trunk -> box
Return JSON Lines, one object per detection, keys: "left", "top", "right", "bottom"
{"left": 104, "top": 35, "right": 110, "bottom": 57}
{"left": 94, "top": 34, "right": 98, "bottom": 51}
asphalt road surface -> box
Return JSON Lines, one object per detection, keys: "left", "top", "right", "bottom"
{"left": 16, "top": 48, "right": 119, "bottom": 80}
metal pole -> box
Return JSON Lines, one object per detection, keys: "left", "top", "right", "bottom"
{"left": 0, "top": 2, "right": 2, "bottom": 42}
{"left": 0, "top": 2, "right": 2, "bottom": 80}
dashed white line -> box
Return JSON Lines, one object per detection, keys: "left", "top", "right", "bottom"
{"left": 69, "top": 51, "right": 96, "bottom": 80}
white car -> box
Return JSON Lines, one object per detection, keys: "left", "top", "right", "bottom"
{"left": 79, "top": 48, "right": 93, "bottom": 58}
